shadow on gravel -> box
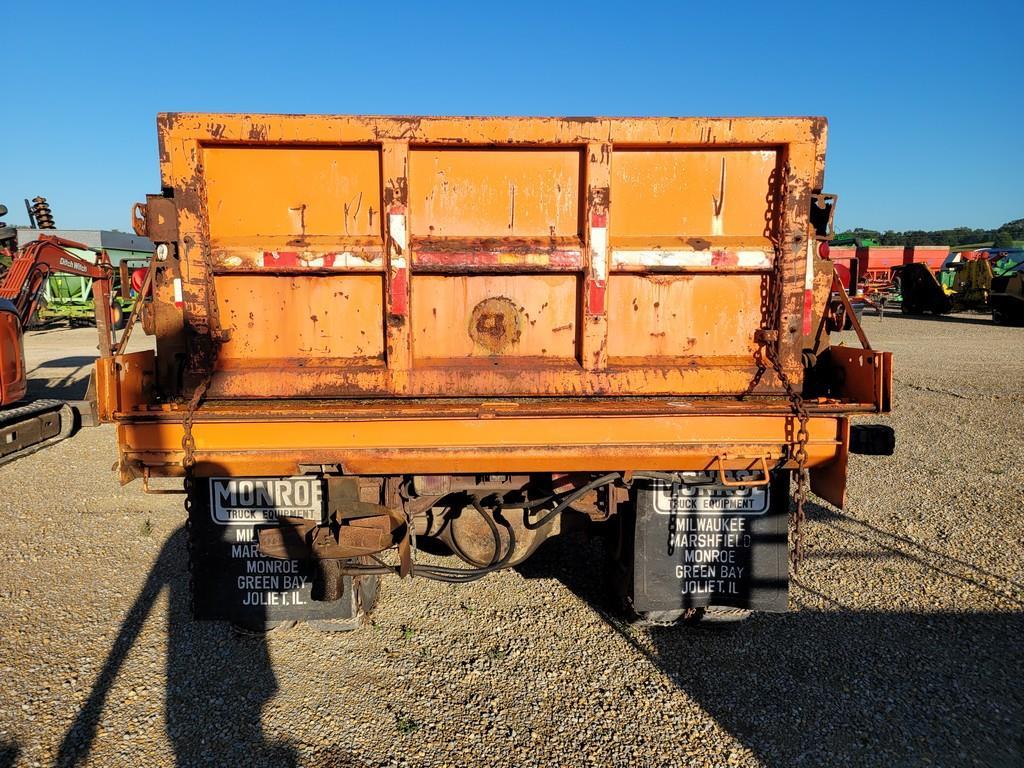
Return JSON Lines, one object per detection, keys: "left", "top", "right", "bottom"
{"left": 804, "top": 502, "right": 1024, "bottom": 607}
{"left": 0, "top": 740, "right": 19, "bottom": 768}
{"left": 56, "top": 528, "right": 298, "bottom": 767}
{"left": 519, "top": 531, "right": 1024, "bottom": 767}
{"left": 25, "top": 355, "right": 95, "bottom": 400}
{"left": 884, "top": 312, "right": 996, "bottom": 326}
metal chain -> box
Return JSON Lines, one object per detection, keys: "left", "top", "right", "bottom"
{"left": 181, "top": 377, "right": 211, "bottom": 487}
{"left": 759, "top": 162, "right": 812, "bottom": 572}
{"left": 181, "top": 376, "right": 211, "bottom": 617}
{"left": 667, "top": 480, "right": 679, "bottom": 556}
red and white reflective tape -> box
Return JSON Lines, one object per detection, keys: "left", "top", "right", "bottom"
{"left": 611, "top": 249, "right": 772, "bottom": 269}
{"left": 802, "top": 240, "right": 815, "bottom": 336}
{"left": 412, "top": 249, "right": 583, "bottom": 270}
{"left": 173, "top": 278, "right": 183, "bottom": 309}
{"left": 390, "top": 261, "right": 408, "bottom": 315}
{"left": 259, "top": 251, "right": 384, "bottom": 269}
{"left": 588, "top": 214, "right": 608, "bottom": 315}
{"left": 388, "top": 211, "right": 407, "bottom": 253}
{"left": 388, "top": 212, "right": 409, "bottom": 316}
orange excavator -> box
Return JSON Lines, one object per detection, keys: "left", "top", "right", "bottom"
{"left": 0, "top": 213, "right": 115, "bottom": 465}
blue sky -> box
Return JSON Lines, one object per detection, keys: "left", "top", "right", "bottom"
{"left": 1, "top": 0, "right": 1020, "bottom": 232}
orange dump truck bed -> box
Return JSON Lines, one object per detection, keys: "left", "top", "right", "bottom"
{"left": 96, "top": 115, "right": 893, "bottom": 628}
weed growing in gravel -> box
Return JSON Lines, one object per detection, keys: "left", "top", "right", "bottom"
{"left": 486, "top": 645, "right": 506, "bottom": 660}
{"left": 139, "top": 518, "right": 153, "bottom": 536}
{"left": 400, "top": 624, "right": 415, "bottom": 641}
{"left": 395, "top": 714, "right": 420, "bottom": 735}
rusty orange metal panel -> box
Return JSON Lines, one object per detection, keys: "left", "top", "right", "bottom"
{"left": 827, "top": 347, "right": 892, "bottom": 413}
{"left": 411, "top": 274, "right": 578, "bottom": 360}
{"left": 610, "top": 148, "right": 778, "bottom": 250}
{"left": 101, "top": 114, "right": 896, "bottom": 489}
{"left": 810, "top": 416, "right": 850, "bottom": 508}
{"left": 408, "top": 148, "right": 582, "bottom": 239}
{"left": 149, "top": 114, "right": 826, "bottom": 401}
{"left": 203, "top": 146, "right": 383, "bottom": 251}
{"left": 117, "top": 411, "right": 844, "bottom": 477}
{"left": 606, "top": 274, "right": 763, "bottom": 361}
{"left": 203, "top": 363, "right": 800, "bottom": 398}
{"left": 214, "top": 275, "right": 385, "bottom": 364}
{"left": 95, "top": 351, "right": 155, "bottom": 422}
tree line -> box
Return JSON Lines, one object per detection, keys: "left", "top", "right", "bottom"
{"left": 836, "top": 218, "right": 1023, "bottom": 248}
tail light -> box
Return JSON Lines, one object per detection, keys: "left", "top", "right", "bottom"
{"left": 130, "top": 267, "right": 150, "bottom": 296}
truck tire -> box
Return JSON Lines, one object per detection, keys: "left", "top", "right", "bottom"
{"left": 631, "top": 607, "right": 707, "bottom": 626}
{"left": 307, "top": 572, "right": 380, "bottom": 633}
{"left": 232, "top": 571, "right": 380, "bottom": 635}
{"left": 631, "top": 606, "right": 752, "bottom": 627}
{"left": 231, "top": 619, "right": 298, "bottom": 636}
{"left": 603, "top": 512, "right": 706, "bottom": 627}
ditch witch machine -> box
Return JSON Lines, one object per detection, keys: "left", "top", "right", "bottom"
{"left": 0, "top": 211, "right": 118, "bottom": 465}
{"left": 97, "top": 114, "right": 894, "bottom": 630}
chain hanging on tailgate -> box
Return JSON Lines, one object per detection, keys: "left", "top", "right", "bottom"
{"left": 181, "top": 378, "right": 209, "bottom": 483}
{"left": 181, "top": 377, "right": 211, "bottom": 614}
{"left": 755, "top": 162, "right": 811, "bottom": 572}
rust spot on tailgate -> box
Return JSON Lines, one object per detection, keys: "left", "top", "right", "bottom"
{"left": 384, "top": 177, "right": 409, "bottom": 208}
{"left": 588, "top": 185, "right": 610, "bottom": 211}
{"left": 469, "top": 297, "right": 523, "bottom": 354}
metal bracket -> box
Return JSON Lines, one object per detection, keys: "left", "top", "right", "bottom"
{"left": 139, "top": 195, "right": 179, "bottom": 242}
{"left": 715, "top": 455, "right": 771, "bottom": 487}
{"left": 830, "top": 267, "right": 872, "bottom": 350}
{"left": 259, "top": 478, "right": 405, "bottom": 561}
{"left": 810, "top": 193, "right": 838, "bottom": 241}
{"left": 131, "top": 203, "right": 147, "bottom": 236}
{"left": 142, "top": 467, "right": 186, "bottom": 494}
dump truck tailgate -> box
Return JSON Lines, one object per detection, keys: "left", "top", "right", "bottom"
{"left": 150, "top": 115, "right": 826, "bottom": 400}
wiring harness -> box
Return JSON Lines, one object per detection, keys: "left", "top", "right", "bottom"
{"left": 340, "top": 471, "right": 709, "bottom": 584}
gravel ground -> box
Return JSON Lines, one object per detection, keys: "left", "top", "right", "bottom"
{"left": 0, "top": 316, "right": 1022, "bottom": 768}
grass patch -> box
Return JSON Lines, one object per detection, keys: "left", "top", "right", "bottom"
{"left": 395, "top": 714, "right": 420, "bottom": 735}
{"left": 485, "top": 645, "right": 506, "bottom": 661}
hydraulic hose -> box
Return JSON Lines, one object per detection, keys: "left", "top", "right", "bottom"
{"left": 338, "top": 471, "right": 711, "bottom": 583}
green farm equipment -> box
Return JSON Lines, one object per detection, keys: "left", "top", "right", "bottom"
{"left": 11, "top": 198, "right": 153, "bottom": 328}
{"left": 990, "top": 252, "right": 1024, "bottom": 325}
{"left": 36, "top": 248, "right": 140, "bottom": 329}
{"left": 938, "top": 249, "right": 1024, "bottom": 318}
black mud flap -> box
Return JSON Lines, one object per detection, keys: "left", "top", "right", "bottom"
{"left": 614, "top": 472, "right": 790, "bottom": 618}
{"left": 188, "top": 476, "right": 369, "bottom": 631}
{"left": 849, "top": 424, "right": 896, "bottom": 456}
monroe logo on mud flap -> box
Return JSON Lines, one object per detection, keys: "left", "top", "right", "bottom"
{"left": 651, "top": 480, "right": 769, "bottom": 516}
{"left": 209, "top": 477, "right": 324, "bottom": 525}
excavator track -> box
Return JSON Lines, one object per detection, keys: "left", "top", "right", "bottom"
{"left": 0, "top": 399, "right": 75, "bottom": 467}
